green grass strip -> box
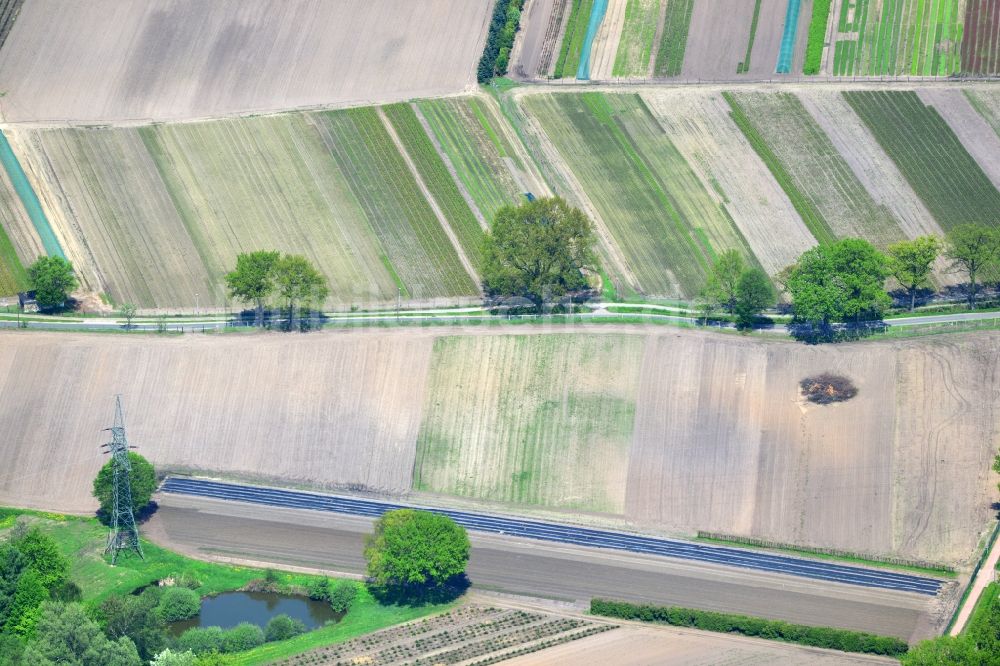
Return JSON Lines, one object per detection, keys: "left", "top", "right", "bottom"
{"left": 591, "top": 599, "right": 909, "bottom": 656}
{"left": 737, "top": 0, "right": 764, "bottom": 73}
{"left": 804, "top": 0, "right": 833, "bottom": 73}
{"left": 653, "top": 0, "right": 694, "bottom": 77}
{"left": 383, "top": 103, "right": 485, "bottom": 270}
{"left": 722, "top": 92, "right": 835, "bottom": 245}
{"left": 0, "top": 214, "right": 28, "bottom": 296}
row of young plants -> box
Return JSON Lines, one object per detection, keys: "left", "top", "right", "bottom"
{"left": 477, "top": 0, "right": 525, "bottom": 83}
{"left": 589, "top": 598, "right": 909, "bottom": 656}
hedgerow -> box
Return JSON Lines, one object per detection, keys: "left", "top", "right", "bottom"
{"left": 590, "top": 599, "right": 909, "bottom": 656}
{"left": 477, "top": 0, "right": 526, "bottom": 83}
{"left": 803, "top": 0, "right": 832, "bottom": 74}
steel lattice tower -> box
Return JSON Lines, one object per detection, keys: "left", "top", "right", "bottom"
{"left": 102, "top": 396, "right": 144, "bottom": 564}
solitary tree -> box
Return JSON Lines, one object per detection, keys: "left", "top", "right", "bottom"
{"left": 27, "top": 257, "right": 77, "bottom": 310}
{"left": 119, "top": 304, "right": 138, "bottom": 331}
{"left": 887, "top": 236, "right": 941, "bottom": 311}
{"left": 225, "top": 250, "right": 280, "bottom": 326}
{"left": 92, "top": 452, "right": 157, "bottom": 521}
{"left": 273, "top": 254, "right": 328, "bottom": 329}
{"left": 945, "top": 223, "right": 1000, "bottom": 309}
{"left": 734, "top": 268, "right": 775, "bottom": 329}
{"left": 701, "top": 250, "right": 745, "bottom": 314}
{"left": 482, "top": 197, "right": 597, "bottom": 311}
{"left": 364, "top": 510, "right": 469, "bottom": 599}
{"left": 788, "top": 239, "right": 890, "bottom": 325}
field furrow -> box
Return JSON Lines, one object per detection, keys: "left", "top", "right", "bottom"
{"left": 642, "top": 90, "right": 814, "bottom": 276}
{"left": 844, "top": 90, "right": 1000, "bottom": 229}
{"left": 418, "top": 98, "right": 524, "bottom": 225}
{"left": 414, "top": 334, "right": 643, "bottom": 514}
{"left": 314, "top": 108, "right": 479, "bottom": 299}
{"left": 725, "top": 91, "right": 905, "bottom": 248}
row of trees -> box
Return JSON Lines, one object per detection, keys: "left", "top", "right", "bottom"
{"left": 225, "top": 251, "right": 328, "bottom": 327}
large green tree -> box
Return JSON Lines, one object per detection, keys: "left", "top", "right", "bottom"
{"left": 98, "top": 589, "right": 166, "bottom": 662}
{"left": 273, "top": 254, "right": 328, "bottom": 328}
{"left": 482, "top": 197, "right": 597, "bottom": 311}
{"left": 734, "top": 268, "right": 775, "bottom": 329}
{"left": 21, "top": 602, "right": 140, "bottom": 666}
{"left": 701, "top": 250, "right": 746, "bottom": 314}
{"left": 27, "top": 257, "right": 77, "bottom": 310}
{"left": 364, "top": 510, "right": 470, "bottom": 597}
{"left": 887, "top": 236, "right": 941, "bottom": 311}
{"left": 225, "top": 250, "right": 280, "bottom": 326}
{"left": 787, "top": 239, "right": 890, "bottom": 325}
{"left": 92, "top": 453, "right": 157, "bottom": 521}
{"left": 945, "top": 223, "right": 1000, "bottom": 309}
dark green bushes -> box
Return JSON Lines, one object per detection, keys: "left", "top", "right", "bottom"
{"left": 477, "top": 0, "right": 525, "bottom": 82}
{"left": 590, "top": 599, "right": 908, "bottom": 656}
{"left": 157, "top": 587, "right": 200, "bottom": 622}
{"left": 803, "top": 0, "right": 832, "bottom": 74}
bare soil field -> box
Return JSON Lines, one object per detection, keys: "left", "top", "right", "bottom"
{"left": 504, "top": 624, "right": 894, "bottom": 665}
{"left": 1, "top": 326, "right": 996, "bottom": 566}
{"left": 0, "top": 0, "right": 492, "bottom": 123}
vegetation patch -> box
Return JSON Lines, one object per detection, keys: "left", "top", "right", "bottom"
{"left": 653, "top": 0, "right": 694, "bottom": 76}
{"left": 800, "top": 373, "right": 858, "bottom": 404}
{"left": 613, "top": 0, "right": 661, "bottom": 77}
{"left": 803, "top": 0, "right": 832, "bottom": 74}
{"left": 590, "top": 599, "right": 909, "bottom": 656}
{"left": 843, "top": 91, "right": 1000, "bottom": 230}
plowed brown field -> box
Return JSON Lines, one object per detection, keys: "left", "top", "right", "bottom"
{"left": 1, "top": 326, "right": 996, "bottom": 565}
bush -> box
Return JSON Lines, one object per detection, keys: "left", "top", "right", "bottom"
{"left": 264, "top": 614, "right": 306, "bottom": 642}
{"left": 221, "top": 623, "right": 265, "bottom": 653}
{"left": 158, "top": 587, "right": 201, "bottom": 622}
{"left": 800, "top": 374, "right": 858, "bottom": 404}
{"left": 176, "top": 627, "right": 224, "bottom": 655}
{"left": 327, "top": 581, "right": 358, "bottom": 613}
{"left": 306, "top": 577, "right": 329, "bottom": 601}
{"left": 590, "top": 599, "right": 908, "bottom": 656}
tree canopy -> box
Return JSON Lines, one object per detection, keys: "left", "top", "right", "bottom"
{"left": 27, "top": 257, "right": 77, "bottom": 310}
{"left": 887, "top": 236, "right": 941, "bottom": 311}
{"left": 0, "top": 527, "right": 69, "bottom": 639}
{"left": 21, "top": 602, "right": 141, "bottom": 666}
{"left": 364, "top": 510, "right": 470, "bottom": 598}
{"left": 945, "top": 223, "right": 1000, "bottom": 309}
{"left": 92, "top": 453, "right": 157, "bottom": 521}
{"left": 481, "top": 197, "right": 597, "bottom": 310}
{"left": 734, "top": 268, "right": 775, "bottom": 329}
{"left": 225, "top": 250, "right": 280, "bottom": 325}
{"left": 787, "top": 239, "right": 890, "bottom": 325}
{"left": 701, "top": 250, "right": 745, "bottom": 314}
{"left": 273, "top": 254, "right": 328, "bottom": 326}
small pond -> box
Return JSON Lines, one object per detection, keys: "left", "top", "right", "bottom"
{"left": 168, "top": 591, "right": 341, "bottom": 636}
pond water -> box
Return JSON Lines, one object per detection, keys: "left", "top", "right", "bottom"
{"left": 168, "top": 591, "right": 341, "bottom": 636}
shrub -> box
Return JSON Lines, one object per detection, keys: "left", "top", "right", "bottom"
{"left": 590, "top": 599, "right": 908, "bottom": 656}
{"left": 306, "top": 577, "right": 329, "bottom": 601}
{"left": 800, "top": 374, "right": 858, "bottom": 404}
{"left": 158, "top": 587, "right": 201, "bottom": 622}
{"left": 221, "top": 623, "right": 265, "bottom": 653}
{"left": 265, "top": 614, "right": 306, "bottom": 642}
{"left": 327, "top": 581, "right": 358, "bottom": 613}
{"left": 176, "top": 627, "right": 224, "bottom": 655}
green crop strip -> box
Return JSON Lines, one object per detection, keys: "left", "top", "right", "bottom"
{"left": 613, "top": 0, "right": 661, "bottom": 77}
{"left": 0, "top": 217, "right": 27, "bottom": 296}
{"left": 383, "top": 103, "right": 484, "bottom": 271}
{"left": 722, "top": 93, "right": 834, "bottom": 245}
{"left": 653, "top": 0, "right": 694, "bottom": 77}
{"left": 803, "top": 0, "right": 832, "bottom": 73}
{"left": 737, "top": 0, "right": 764, "bottom": 74}
{"left": 843, "top": 91, "right": 1000, "bottom": 230}
{"left": 553, "top": 0, "right": 594, "bottom": 78}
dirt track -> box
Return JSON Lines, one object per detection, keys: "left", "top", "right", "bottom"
{"left": 147, "top": 494, "right": 936, "bottom": 641}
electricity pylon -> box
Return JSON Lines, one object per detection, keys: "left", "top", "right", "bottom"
{"left": 102, "top": 396, "right": 143, "bottom": 564}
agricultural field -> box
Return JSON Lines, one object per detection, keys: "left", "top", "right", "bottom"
{"left": 0, "top": 0, "right": 493, "bottom": 122}
{"left": 966, "top": 87, "right": 1000, "bottom": 137}
{"left": 414, "top": 334, "right": 643, "bottom": 513}
{"left": 640, "top": 90, "right": 815, "bottom": 275}
{"left": 588, "top": 0, "right": 628, "bottom": 80}
{"left": 613, "top": 0, "right": 661, "bottom": 77}
{"left": 962, "top": 0, "right": 1000, "bottom": 74}
{"left": 2, "top": 326, "right": 997, "bottom": 566}
{"left": 831, "top": 0, "right": 965, "bottom": 76}
{"left": 0, "top": 161, "right": 37, "bottom": 296}
{"left": 725, "top": 91, "right": 906, "bottom": 247}
{"left": 0, "top": 0, "right": 23, "bottom": 54}
{"left": 511, "top": 0, "right": 575, "bottom": 78}
{"left": 918, "top": 88, "right": 1000, "bottom": 190}
{"left": 843, "top": 90, "right": 1000, "bottom": 229}
{"left": 521, "top": 92, "right": 751, "bottom": 297}
{"left": 417, "top": 97, "right": 525, "bottom": 225}
{"left": 383, "top": 103, "right": 485, "bottom": 270}
{"left": 653, "top": 0, "right": 696, "bottom": 77}
{"left": 554, "top": 0, "right": 599, "bottom": 78}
